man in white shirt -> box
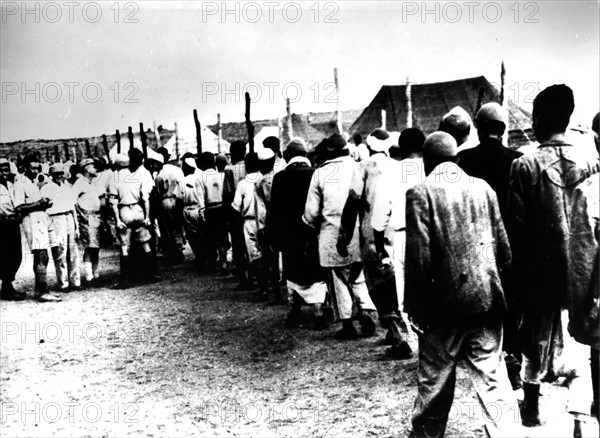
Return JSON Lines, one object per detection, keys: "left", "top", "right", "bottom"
{"left": 41, "top": 163, "right": 81, "bottom": 291}
{"left": 72, "top": 158, "right": 104, "bottom": 285}
{"left": 13, "top": 153, "right": 61, "bottom": 302}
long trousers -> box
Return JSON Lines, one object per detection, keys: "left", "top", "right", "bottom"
{"left": 412, "top": 314, "right": 516, "bottom": 438}
{"left": 0, "top": 219, "right": 22, "bottom": 283}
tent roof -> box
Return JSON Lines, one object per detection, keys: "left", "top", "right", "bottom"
{"left": 349, "top": 76, "right": 534, "bottom": 148}
{"left": 163, "top": 123, "right": 231, "bottom": 157}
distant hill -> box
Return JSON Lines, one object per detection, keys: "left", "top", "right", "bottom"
{"left": 0, "top": 128, "right": 175, "bottom": 163}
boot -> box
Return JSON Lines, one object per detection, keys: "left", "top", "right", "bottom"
{"left": 114, "top": 255, "right": 130, "bottom": 289}
{"left": 0, "top": 282, "right": 26, "bottom": 301}
{"left": 335, "top": 319, "right": 359, "bottom": 340}
{"left": 143, "top": 252, "right": 161, "bottom": 283}
{"left": 358, "top": 311, "right": 377, "bottom": 337}
{"left": 385, "top": 320, "right": 412, "bottom": 359}
{"left": 35, "top": 281, "right": 61, "bottom": 302}
{"left": 286, "top": 301, "right": 303, "bottom": 328}
{"left": 520, "top": 382, "right": 544, "bottom": 427}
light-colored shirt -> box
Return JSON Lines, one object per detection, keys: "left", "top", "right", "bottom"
{"left": 202, "top": 169, "right": 224, "bottom": 208}
{"left": 178, "top": 170, "right": 205, "bottom": 209}
{"left": 303, "top": 155, "right": 362, "bottom": 267}
{"left": 0, "top": 181, "right": 16, "bottom": 218}
{"left": 232, "top": 172, "right": 259, "bottom": 218}
{"left": 13, "top": 174, "right": 43, "bottom": 208}
{"left": 72, "top": 175, "right": 103, "bottom": 212}
{"left": 108, "top": 168, "right": 148, "bottom": 206}
{"left": 223, "top": 162, "right": 247, "bottom": 205}
{"left": 129, "top": 165, "right": 154, "bottom": 199}
{"left": 40, "top": 180, "right": 76, "bottom": 215}
{"left": 371, "top": 158, "right": 426, "bottom": 232}
{"left": 155, "top": 164, "right": 184, "bottom": 199}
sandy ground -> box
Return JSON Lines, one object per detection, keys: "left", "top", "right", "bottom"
{"left": 1, "top": 247, "right": 598, "bottom": 438}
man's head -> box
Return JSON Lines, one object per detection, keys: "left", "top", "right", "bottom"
{"left": 216, "top": 154, "right": 228, "bottom": 172}
{"left": 399, "top": 128, "right": 426, "bottom": 159}
{"left": 353, "top": 133, "right": 363, "bottom": 146}
{"left": 198, "top": 152, "right": 215, "bottom": 171}
{"left": 422, "top": 131, "right": 458, "bottom": 176}
{"left": 0, "top": 158, "right": 11, "bottom": 185}
{"left": 439, "top": 106, "right": 472, "bottom": 146}
{"left": 532, "top": 84, "right": 574, "bottom": 143}
{"left": 366, "top": 128, "right": 393, "bottom": 155}
{"left": 22, "top": 152, "right": 42, "bottom": 180}
{"left": 157, "top": 147, "right": 171, "bottom": 164}
{"left": 229, "top": 141, "right": 246, "bottom": 164}
{"left": 113, "top": 154, "right": 130, "bottom": 170}
{"left": 128, "top": 148, "right": 144, "bottom": 170}
{"left": 49, "top": 163, "right": 66, "bottom": 184}
{"left": 263, "top": 136, "right": 281, "bottom": 157}
{"left": 181, "top": 154, "right": 197, "bottom": 176}
{"left": 79, "top": 158, "right": 98, "bottom": 178}
{"left": 592, "top": 112, "right": 599, "bottom": 153}
{"left": 244, "top": 152, "right": 259, "bottom": 174}
{"left": 283, "top": 137, "right": 308, "bottom": 162}
{"left": 475, "top": 102, "right": 507, "bottom": 141}
{"left": 257, "top": 148, "right": 275, "bottom": 174}
{"left": 145, "top": 151, "right": 164, "bottom": 173}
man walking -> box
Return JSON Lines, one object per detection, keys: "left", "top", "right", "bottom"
{"left": 108, "top": 153, "right": 157, "bottom": 288}
{"left": 303, "top": 134, "right": 377, "bottom": 340}
{"left": 406, "top": 132, "right": 515, "bottom": 438}
{"left": 506, "top": 85, "right": 599, "bottom": 428}
{"left": 270, "top": 138, "right": 328, "bottom": 329}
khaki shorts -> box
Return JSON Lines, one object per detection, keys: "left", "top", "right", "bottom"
{"left": 117, "top": 204, "right": 151, "bottom": 248}
{"left": 21, "top": 211, "right": 57, "bottom": 251}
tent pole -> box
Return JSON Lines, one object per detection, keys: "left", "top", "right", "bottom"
{"left": 405, "top": 77, "right": 413, "bottom": 129}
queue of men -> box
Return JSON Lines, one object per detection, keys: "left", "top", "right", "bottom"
{"left": 0, "top": 83, "right": 598, "bottom": 438}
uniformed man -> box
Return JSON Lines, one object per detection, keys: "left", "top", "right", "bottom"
{"left": 71, "top": 158, "right": 104, "bottom": 285}
{"left": 108, "top": 153, "right": 157, "bottom": 288}
{"left": 41, "top": 163, "right": 81, "bottom": 291}
{"left": 0, "top": 158, "right": 26, "bottom": 301}
{"left": 13, "top": 152, "right": 62, "bottom": 302}
{"left": 154, "top": 150, "right": 185, "bottom": 265}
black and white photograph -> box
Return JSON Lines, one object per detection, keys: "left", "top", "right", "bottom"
{"left": 1, "top": 1, "right": 599, "bottom": 437}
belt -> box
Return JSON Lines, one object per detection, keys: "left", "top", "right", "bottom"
{"left": 118, "top": 203, "right": 139, "bottom": 208}
{"left": 206, "top": 202, "right": 223, "bottom": 209}
{"left": 50, "top": 211, "right": 71, "bottom": 217}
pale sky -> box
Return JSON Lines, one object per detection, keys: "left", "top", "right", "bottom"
{"left": 1, "top": 0, "right": 598, "bottom": 142}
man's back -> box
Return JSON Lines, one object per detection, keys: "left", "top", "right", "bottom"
{"left": 458, "top": 138, "right": 522, "bottom": 213}
{"left": 506, "top": 140, "right": 600, "bottom": 309}
{"left": 405, "top": 162, "right": 511, "bottom": 323}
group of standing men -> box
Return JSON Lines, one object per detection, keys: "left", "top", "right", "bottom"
{"left": 0, "top": 83, "right": 598, "bottom": 438}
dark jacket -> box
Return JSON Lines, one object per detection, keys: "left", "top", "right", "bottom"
{"left": 458, "top": 138, "right": 522, "bottom": 216}
{"left": 269, "top": 160, "right": 325, "bottom": 285}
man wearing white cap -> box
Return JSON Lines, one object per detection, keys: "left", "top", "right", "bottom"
{"left": 231, "top": 152, "right": 260, "bottom": 289}
{"left": 337, "top": 128, "right": 408, "bottom": 352}
{"left": 41, "top": 162, "right": 81, "bottom": 291}
{"left": 178, "top": 154, "right": 206, "bottom": 268}
{"left": 154, "top": 151, "right": 184, "bottom": 265}
{"left": 0, "top": 158, "right": 26, "bottom": 300}
{"left": 253, "top": 147, "right": 282, "bottom": 301}
{"left": 13, "top": 152, "right": 61, "bottom": 302}
{"left": 108, "top": 153, "right": 156, "bottom": 288}
{"left": 71, "top": 158, "right": 103, "bottom": 285}
{"left": 406, "top": 131, "right": 515, "bottom": 438}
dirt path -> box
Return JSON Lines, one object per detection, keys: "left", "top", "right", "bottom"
{"left": 1, "top": 249, "right": 597, "bottom": 437}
